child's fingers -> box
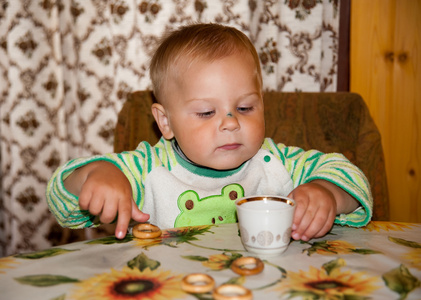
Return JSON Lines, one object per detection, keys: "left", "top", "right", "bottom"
{"left": 78, "top": 187, "right": 93, "bottom": 210}
{"left": 301, "top": 206, "right": 336, "bottom": 240}
{"left": 292, "top": 205, "right": 317, "bottom": 241}
{"left": 299, "top": 210, "right": 326, "bottom": 241}
{"left": 99, "top": 198, "right": 118, "bottom": 224}
{"left": 288, "top": 192, "right": 310, "bottom": 239}
{"left": 115, "top": 198, "right": 132, "bottom": 239}
{"left": 86, "top": 196, "right": 106, "bottom": 216}
{"left": 292, "top": 203, "right": 306, "bottom": 229}
{"left": 312, "top": 209, "right": 336, "bottom": 238}
{"left": 288, "top": 193, "right": 307, "bottom": 231}
{"left": 131, "top": 201, "right": 150, "bottom": 222}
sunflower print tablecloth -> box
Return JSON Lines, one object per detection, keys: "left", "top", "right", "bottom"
{"left": 1, "top": 221, "right": 420, "bottom": 299}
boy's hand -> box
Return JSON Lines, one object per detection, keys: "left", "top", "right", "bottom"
{"left": 288, "top": 179, "right": 358, "bottom": 241}
{"left": 64, "top": 161, "right": 150, "bottom": 239}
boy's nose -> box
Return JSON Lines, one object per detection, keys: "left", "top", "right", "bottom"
{"left": 220, "top": 113, "right": 240, "bottom": 131}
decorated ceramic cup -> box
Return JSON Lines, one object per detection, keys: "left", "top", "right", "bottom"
{"left": 235, "top": 195, "right": 296, "bottom": 257}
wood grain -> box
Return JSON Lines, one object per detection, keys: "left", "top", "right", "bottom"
{"left": 350, "top": 0, "right": 421, "bottom": 222}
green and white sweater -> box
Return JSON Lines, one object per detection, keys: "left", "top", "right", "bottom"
{"left": 46, "top": 137, "right": 373, "bottom": 230}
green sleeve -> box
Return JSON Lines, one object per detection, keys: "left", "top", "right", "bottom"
{"left": 262, "top": 138, "right": 373, "bottom": 227}
{"left": 45, "top": 141, "right": 160, "bottom": 229}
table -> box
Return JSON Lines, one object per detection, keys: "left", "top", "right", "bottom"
{"left": 1, "top": 221, "right": 420, "bottom": 299}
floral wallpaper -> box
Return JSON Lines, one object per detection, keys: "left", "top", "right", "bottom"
{"left": 0, "top": 0, "right": 340, "bottom": 256}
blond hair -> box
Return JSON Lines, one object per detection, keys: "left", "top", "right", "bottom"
{"left": 149, "top": 23, "right": 262, "bottom": 102}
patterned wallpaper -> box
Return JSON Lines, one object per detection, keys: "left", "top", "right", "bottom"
{"left": 0, "top": 0, "right": 340, "bottom": 256}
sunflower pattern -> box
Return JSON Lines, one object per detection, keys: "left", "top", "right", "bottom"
{"left": 1, "top": 222, "right": 421, "bottom": 299}
{"left": 0, "top": 256, "right": 20, "bottom": 274}
{"left": 303, "top": 239, "right": 382, "bottom": 256}
{"left": 274, "top": 258, "right": 381, "bottom": 299}
{"left": 363, "top": 221, "right": 416, "bottom": 232}
{"left": 200, "top": 253, "right": 242, "bottom": 271}
{"left": 71, "top": 267, "right": 186, "bottom": 300}
{"left": 133, "top": 225, "right": 214, "bottom": 249}
{"left": 388, "top": 236, "right": 421, "bottom": 271}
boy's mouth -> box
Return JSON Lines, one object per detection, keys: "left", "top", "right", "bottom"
{"left": 218, "top": 143, "right": 241, "bottom": 150}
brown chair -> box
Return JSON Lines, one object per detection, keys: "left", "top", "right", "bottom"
{"left": 114, "top": 91, "right": 389, "bottom": 221}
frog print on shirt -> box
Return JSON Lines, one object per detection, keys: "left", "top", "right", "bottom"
{"left": 174, "top": 184, "right": 244, "bottom": 227}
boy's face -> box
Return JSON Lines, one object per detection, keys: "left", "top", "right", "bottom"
{"left": 153, "top": 52, "right": 265, "bottom": 170}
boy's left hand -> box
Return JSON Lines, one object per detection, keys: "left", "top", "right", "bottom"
{"left": 288, "top": 180, "right": 337, "bottom": 241}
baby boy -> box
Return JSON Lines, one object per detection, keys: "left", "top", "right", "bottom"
{"left": 46, "top": 23, "right": 372, "bottom": 242}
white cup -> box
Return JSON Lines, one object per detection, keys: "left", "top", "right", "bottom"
{"left": 235, "top": 195, "right": 296, "bottom": 257}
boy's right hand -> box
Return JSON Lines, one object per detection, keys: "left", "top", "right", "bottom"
{"left": 64, "top": 161, "right": 150, "bottom": 239}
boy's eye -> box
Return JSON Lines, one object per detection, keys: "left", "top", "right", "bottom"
{"left": 196, "top": 111, "right": 215, "bottom": 118}
{"left": 237, "top": 107, "right": 254, "bottom": 113}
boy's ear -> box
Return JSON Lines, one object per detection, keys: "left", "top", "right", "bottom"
{"left": 151, "top": 103, "right": 174, "bottom": 139}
